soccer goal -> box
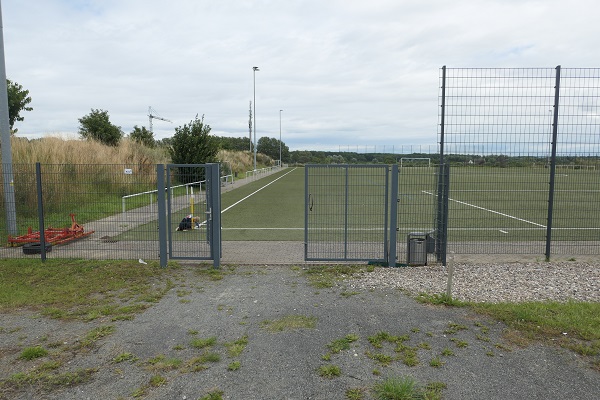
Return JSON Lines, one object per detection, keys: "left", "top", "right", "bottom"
{"left": 399, "top": 157, "right": 431, "bottom": 167}
{"left": 555, "top": 164, "right": 596, "bottom": 171}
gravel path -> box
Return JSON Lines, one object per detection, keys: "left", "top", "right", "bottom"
{"left": 351, "top": 262, "right": 600, "bottom": 303}
{"left": 2, "top": 265, "right": 599, "bottom": 400}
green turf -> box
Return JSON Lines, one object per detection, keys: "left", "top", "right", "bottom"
{"left": 71, "top": 165, "right": 600, "bottom": 245}
{"left": 221, "top": 167, "right": 304, "bottom": 240}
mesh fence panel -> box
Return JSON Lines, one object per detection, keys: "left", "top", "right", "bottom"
{"left": 440, "top": 67, "right": 600, "bottom": 259}
{"left": 1, "top": 163, "right": 161, "bottom": 260}
{"left": 305, "top": 165, "right": 388, "bottom": 261}
{"left": 394, "top": 165, "right": 439, "bottom": 265}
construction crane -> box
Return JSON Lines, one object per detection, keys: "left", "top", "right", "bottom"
{"left": 148, "top": 106, "right": 172, "bottom": 133}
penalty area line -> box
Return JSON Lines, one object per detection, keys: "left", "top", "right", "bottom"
{"left": 422, "top": 191, "right": 546, "bottom": 228}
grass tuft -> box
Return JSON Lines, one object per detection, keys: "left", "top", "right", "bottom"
{"left": 373, "top": 375, "right": 446, "bottom": 400}
{"left": 318, "top": 364, "right": 341, "bottom": 379}
{"left": 191, "top": 336, "right": 217, "bottom": 349}
{"left": 261, "top": 315, "right": 317, "bottom": 332}
{"left": 19, "top": 346, "right": 48, "bottom": 360}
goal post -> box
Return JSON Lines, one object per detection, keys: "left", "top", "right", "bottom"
{"left": 400, "top": 157, "right": 431, "bottom": 167}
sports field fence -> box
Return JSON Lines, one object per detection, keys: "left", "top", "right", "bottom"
{"left": 438, "top": 66, "right": 600, "bottom": 262}
{"left": 0, "top": 66, "right": 598, "bottom": 264}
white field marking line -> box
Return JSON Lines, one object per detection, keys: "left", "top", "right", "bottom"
{"left": 196, "top": 168, "right": 298, "bottom": 228}
{"left": 454, "top": 189, "right": 600, "bottom": 193}
{"left": 221, "top": 167, "right": 297, "bottom": 213}
{"left": 445, "top": 227, "right": 599, "bottom": 231}
{"left": 222, "top": 227, "right": 386, "bottom": 231}
{"left": 422, "top": 191, "right": 547, "bottom": 228}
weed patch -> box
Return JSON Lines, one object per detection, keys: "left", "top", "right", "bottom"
{"left": 372, "top": 375, "right": 446, "bottom": 400}
{"left": 191, "top": 336, "right": 217, "bottom": 349}
{"left": 19, "top": 346, "right": 48, "bottom": 360}
{"left": 199, "top": 389, "right": 224, "bottom": 400}
{"left": 225, "top": 335, "right": 248, "bottom": 357}
{"left": 318, "top": 364, "right": 341, "bottom": 379}
{"left": 79, "top": 325, "right": 115, "bottom": 349}
{"left": 304, "top": 265, "right": 368, "bottom": 288}
{"left": 261, "top": 315, "right": 317, "bottom": 332}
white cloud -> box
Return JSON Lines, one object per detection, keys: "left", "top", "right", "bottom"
{"left": 3, "top": 0, "right": 600, "bottom": 151}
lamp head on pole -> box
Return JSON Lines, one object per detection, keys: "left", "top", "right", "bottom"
{"left": 253, "top": 66, "right": 259, "bottom": 72}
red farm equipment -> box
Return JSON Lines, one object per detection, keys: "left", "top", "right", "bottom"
{"left": 7, "top": 214, "right": 94, "bottom": 252}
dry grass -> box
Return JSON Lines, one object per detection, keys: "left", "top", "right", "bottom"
{"left": 218, "top": 149, "right": 274, "bottom": 175}
{"left": 4, "top": 136, "right": 271, "bottom": 215}
{"left": 11, "top": 136, "right": 169, "bottom": 166}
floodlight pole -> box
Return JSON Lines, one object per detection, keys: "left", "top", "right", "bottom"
{"left": 0, "top": 1, "right": 17, "bottom": 234}
{"left": 279, "top": 109, "right": 283, "bottom": 166}
{"left": 253, "top": 66, "right": 259, "bottom": 172}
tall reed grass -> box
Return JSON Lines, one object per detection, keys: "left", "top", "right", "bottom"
{"left": 1, "top": 136, "right": 272, "bottom": 219}
{"left": 3, "top": 137, "right": 170, "bottom": 216}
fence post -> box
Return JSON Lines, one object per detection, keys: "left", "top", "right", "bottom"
{"left": 157, "top": 164, "right": 168, "bottom": 268}
{"left": 437, "top": 164, "right": 450, "bottom": 265}
{"left": 436, "top": 66, "right": 448, "bottom": 264}
{"left": 545, "top": 65, "right": 561, "bottom": 261}
{"left": 208, "top": 163, "right": 221, "bottom": 268}
{"left": 388, "top": 164, "right": 399, "bottom": 267}
{"left": 35, "top": 162, "right": 47, "bottom": 262}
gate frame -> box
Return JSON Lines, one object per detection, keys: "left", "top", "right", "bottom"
{"left": 304, "top": 164, "right": 390, "bottom": 263}
{"left": 158, "top": 163, "right": 221, "bottom": 268}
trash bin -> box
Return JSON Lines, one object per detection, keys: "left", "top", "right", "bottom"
{"left": 407, "top": 232, "right": 427, "bottom": 266}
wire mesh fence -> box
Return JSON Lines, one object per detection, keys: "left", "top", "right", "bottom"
{"left": 0, "top": 163, "right": 208, "bottom": 261}
{"left": 1, "top": 67, "right": 598, "bottom": 265}
{"left": 439, "top": 66, "right": 600, "bottom": 260}
{"left": 305, "top": 165, "right": 389, "bottom": 262}
{"left": 394, "top": 165, "right": 440, "bottom": 265}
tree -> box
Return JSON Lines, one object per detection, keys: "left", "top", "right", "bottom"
{"left": 169, "top": 116, "right": 219, "bottom": 182}
{"left": 257, "top": 136, "right": 290, "bottom": 162}
{"left": 78, "top": 109, "right": 123, "bottom": 146}
{"left": 130, "top": 125, "right": 155, "bottom": 148}
{"left": 7, "top": 79, "right": 33, "bottom": 134}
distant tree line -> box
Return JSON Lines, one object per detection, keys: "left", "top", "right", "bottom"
{"left": 286, "top": 151, "right": 600, "bottom": 167}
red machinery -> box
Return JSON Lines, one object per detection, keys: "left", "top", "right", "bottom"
{"left": 8, "top": 213, "right": 94, "bottom": 247}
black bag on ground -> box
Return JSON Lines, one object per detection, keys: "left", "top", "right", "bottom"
{"left": 177, "top": 216, "right": 192, "bottom": 231}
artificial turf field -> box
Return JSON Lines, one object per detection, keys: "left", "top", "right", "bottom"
{"left": 219, "top": 165, "right": 600, "bottom": 245}
{"left": 118, "top": 165, "right": 600, "bottom": 248}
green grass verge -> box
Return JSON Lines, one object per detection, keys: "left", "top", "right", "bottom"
{"left": 417, "top": 292, "right": 600, "bottom": 368}
{"left": 0, "top": 258, "right": 175, "bottom": 320}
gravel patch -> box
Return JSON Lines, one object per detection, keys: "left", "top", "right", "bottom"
{"left": 350, "top": 262, "right": 600, "bottom": 303}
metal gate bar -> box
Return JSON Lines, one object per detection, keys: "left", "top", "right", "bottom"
{"left": 162, "top": 163, "right": 220, "bottom": 266}
{"left": 305, "top": 164, "right": 389, "bottom": 262}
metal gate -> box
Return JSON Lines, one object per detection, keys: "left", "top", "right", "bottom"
{"left": 304, "top": 164, "right": 389, "bottom": 262}
{"left": 157, "top": 163, "right": 221, "bottom": 267}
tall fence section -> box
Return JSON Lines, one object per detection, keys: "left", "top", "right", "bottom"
{"left": 1, "top": 67, "right": 598, "bottom": 265}
{"left": 0, "top": 163, "right": 222, "bottom": 267}
{"left": 439, "top": 66, "right": 600, "bottom": 260}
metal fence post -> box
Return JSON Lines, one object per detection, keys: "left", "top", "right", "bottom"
{"left": 208, "top": 163, "right": 221, "bottom": 268}
{"left": 434, "top": 163, "right": 450, "bottom": 265}
{"left": 35, "top": 162, "right": 47, "bottom": 262}
{"left": 545, "top": 65, "right": 561, "bottom": 261}
{"left": 388, "top": 164, "right": 399, "bottom": 267}
{"left": 436, "top": 66, "right": 447, "bottom": 264}
{"left": 156, "top": 164, "right": 168, "bottom": 268}
{"left": 344, "top": 166, "right": 349, "bottom": 259}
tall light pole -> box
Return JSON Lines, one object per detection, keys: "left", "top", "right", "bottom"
{"left": 252, "top": 66, "right": 259, "bottom": 171}
{"left": 279, "top": 109, "right": 283, "bottom": 167}
{"left": 0, "top": 1, "right": 17, "bottom": 234}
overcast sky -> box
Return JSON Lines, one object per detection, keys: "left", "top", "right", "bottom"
{"left": 3, "top": 0, "right": 599, "bottom": 152}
